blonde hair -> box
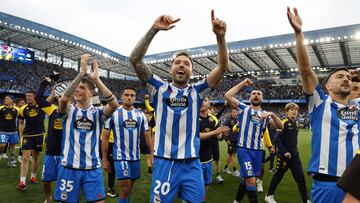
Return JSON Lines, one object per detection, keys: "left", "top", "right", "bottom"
{"left": 284, "top": 102, "right": 299, "bottom": 112}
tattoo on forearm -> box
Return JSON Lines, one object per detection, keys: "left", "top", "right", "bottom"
{"left": 129, "top": 26, "right": 158, "bottom": 84}
{"left": 63, "top": 74, "right": 84, "bottom": 98}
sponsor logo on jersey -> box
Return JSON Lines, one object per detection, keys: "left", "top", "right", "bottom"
{"left": 123, "top": 119, "right": 138, "bottom": 129}
{"left": 250, "top": 114, "right": 261, "bottom": 124}
{"left": 337, "top": 106, "right": 359, "bottom": 122}
{"left": 166, "top": 96, "right": 189, "bottom": 108}
{"left": 74, "top": 118, "right": 94, "bottom": 133}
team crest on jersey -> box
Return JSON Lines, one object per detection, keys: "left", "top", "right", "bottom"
{"left": 166, "top": 96, "right": 189, "bottom": 108}
{"left": 74, "top": 118, "right": 94, "bottom": 133}
{"left": 247, "top": 170, "right": 252, "bottom": 176}
{"left": 5, "top": 113, "right": 13, "bottom": 120}
{"left": 61, "top": 191, "right": 68, "bottom": 200}
{"left": 90, "top": 107, "right": 97, "bottom": 113}
{"left": 154, "top": 194, "right": 161, "bottom": 203}
{"left": 27, "top": 108, "right": 39, "bottom": 117}
{"left": 54, "top": 118, "right": 63, "bottom": 130}
{"left": 123, "top": 119, "right": 138, "bottom": 129}
{"left": 123, "top": 169, "right": 129, "bottom": 176}
{"left": 337, "top": 106, "right": 359, "bottom": 123}
{"left": 250, "top": 114, "right": 261, "bottom": 125}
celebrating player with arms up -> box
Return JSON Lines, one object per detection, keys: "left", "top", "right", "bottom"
{"left": 287, "top": 7, "right": 360, "bottom": 203}
{"left": 54, "top": 54, "right": 118, "bottom": 203}
{"left": 129, "top": 10, "right": 229, "bottom": 203}
{"left": 225, "top": 79, "right": 283, "bottom": 203}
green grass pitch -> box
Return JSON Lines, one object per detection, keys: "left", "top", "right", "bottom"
{"left": 0, "top": 129, "right": 313, "bottom": 202}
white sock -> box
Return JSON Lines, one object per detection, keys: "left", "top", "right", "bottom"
{"left": 20, "top": 176, "right": 26, "bottom": 184}
{"left": 31, "top": 173, "right": 36, "bottom": 178}
{"left": 233, "top": 200, "right": 240, "bottom": 203}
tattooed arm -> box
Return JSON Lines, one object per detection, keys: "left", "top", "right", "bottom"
{"left": 129, "top": 15, "right": 180, "bottom": 84}
{"left": 58, "top": 54, "right": 88, "bottom": 114}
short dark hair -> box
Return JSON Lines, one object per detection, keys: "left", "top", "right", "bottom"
{"left": 325, "top": 67, "right": 349, "bottom": 84}
{"left": 171, "top": 51, "right": 193, "bottom": 67}
{"left": 15, "top": 97, "right": 25, "bottom": 104}
{"left": 122, "top": 87, "right": 136, "bottom": 94}
{"left": 26, "top": 90, "right": 36, "bottom": 95}
{"left": 81, "top": 76, "right": 96, "bottom": 90}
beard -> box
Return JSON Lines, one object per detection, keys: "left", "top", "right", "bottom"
{"left": 251, "top": 100, "right": 261, "bottom": 106}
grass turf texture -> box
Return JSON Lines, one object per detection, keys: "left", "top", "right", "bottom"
{"left": 0, "top": 129, "right": 312, "bottom": 202}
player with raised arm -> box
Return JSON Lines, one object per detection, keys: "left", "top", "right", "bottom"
{"left": 288, "top": 7, "right": 360, "bottom": 202}
{"left": 54, "top": 54, "right": 118, "bottom": 203}
{"left": 225, "top": 79, "right": 283, "bottom": 203}
{"left": 129, "top": 10, "right": 229, "bottom": 203}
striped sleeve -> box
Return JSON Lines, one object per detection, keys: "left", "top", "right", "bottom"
{"left": 306, "top": 84, "right": 327, "bottom": 113}
{"left": 147, "top": 74, "right": 165, "bottom": 97}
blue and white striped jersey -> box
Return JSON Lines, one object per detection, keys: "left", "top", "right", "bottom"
{"left": 61, "top": 104, "right": 104, "bottom": 170}
{"left": 236, "top": 102, "right": 268, "bottom": 150}
{"left": 307, "top": 84, "right": 360, "bottom": 177}
{"left": 105, "top": 107, "right": 149, "bottom": 161}
{"left": 147, "top": 74, "right": 209, "bottom": 159}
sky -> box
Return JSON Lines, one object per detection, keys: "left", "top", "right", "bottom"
{"left": 2, "top": 0, "right": 360, "bottom": 56}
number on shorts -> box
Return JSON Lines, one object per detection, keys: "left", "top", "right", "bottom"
{"left": 244, "top": 161, "right": 252, "bottom": 170}
{"left": 59, "top": 179, "right": 74, "bottom": 192}
{"left": 154, "top": 180, "right": 170, "bottom": 196}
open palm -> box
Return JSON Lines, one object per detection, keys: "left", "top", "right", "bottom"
{"left": 153, "top": 15, "right": 180, "bottom": 31}
{"left": 287, "top": 7, "right": 302, "bottom": 33}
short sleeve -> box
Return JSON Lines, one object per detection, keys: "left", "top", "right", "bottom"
{"left": 305, "top": 84, "right": 327, "bottom": 113}
{"left": 146, "top": 74, "right": 165, "bottom": 97}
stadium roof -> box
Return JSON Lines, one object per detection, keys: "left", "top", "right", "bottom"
{"left": 0, "top": 11, "right": 359, "bottom": 79}
{"left": 0, "top": 12, "right": 135, "bottom": 76}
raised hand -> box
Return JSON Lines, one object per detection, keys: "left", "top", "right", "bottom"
{"left": 287, "top": 7, "right": 302, "bottom": 33}
{"left": 89, "top": 59, "right": 100, "bottom": 81}
{"left": 153, "top": 15, "right": 180, "bottom": 31}
{"left": 80, "top": 54, "right": 91, "bottom": 74}
{"left": 211, "top": 10, "right": 227, "bottom": 37}
{"left": 241, "top": 78, "right": 253, "bottom": 87}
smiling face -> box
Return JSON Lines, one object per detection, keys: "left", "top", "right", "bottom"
{"left": 325, "top": 70, "right": 351, "bottom": 98}
{"left": 74, "top": 81, "right": 93, "bottom": 103}
{"left": 170, "top": 54, "right": 193, "bottom": 87}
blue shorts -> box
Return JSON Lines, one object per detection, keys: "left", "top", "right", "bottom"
{"left": 0, "top": 132, "right": 19, "bottom": 145}
{"left": 236, "top": 147, "right": 263, "bottom": 178}
{"left": 311, "top": 180, "right": 345, "bottom": 203}
{"left": 41, "top": 155, "right": 61, "bottom": 182}
{"left": 114, "top": 160, "right": 140, "bottom": 180}
{"left": 54, "top": 166, "right": 105, "bottom": 203}
{"left": 201, "top": 161, "right": 213, "bottom": 185}
{"left": 150, "top": 157, "right": 205, "bottom": 203}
